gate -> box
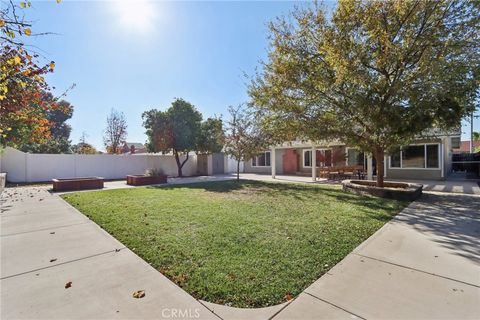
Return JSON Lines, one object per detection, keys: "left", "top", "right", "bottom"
{"left": 452, "top": 153, "right": 480, "bottom": 178}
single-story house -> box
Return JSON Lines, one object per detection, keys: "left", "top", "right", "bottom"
{"left": 244, "top": 129, "right": 461, "bottom": 181}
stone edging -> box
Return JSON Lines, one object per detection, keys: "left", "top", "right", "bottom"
{"left": 342, "top": 179, "right": 423, "bottom": 201}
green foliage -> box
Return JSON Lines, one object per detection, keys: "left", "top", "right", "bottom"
{"left": 142, "top": 98, "right": 203, "bottom": 176}
{"left": 196, "top": 117, "right": 225, "bottom": 154}
{"left": 473, "top": 132, "right": 480, "bottom": 141}
{"left": 63, "top": 180, "right": 407, "bottom": 307}
{"left": 19, "top": 96, "right": 74, "bottom": 153}
{"left": 250, "top": 0, "right": 480, "bottom": 186}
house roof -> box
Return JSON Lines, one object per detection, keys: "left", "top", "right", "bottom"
{"left": 125, "top": 142, "right": 146, "bottom": 149}
{"left": 453, "top": 140, "right": 480, "bottom": 153}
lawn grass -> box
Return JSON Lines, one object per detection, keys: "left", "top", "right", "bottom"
{"left": 62, "top": 180, "right": 408, "bottom": 308}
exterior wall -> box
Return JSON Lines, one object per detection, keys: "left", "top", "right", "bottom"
{"left": 0, "top": 147, "right": 198, "bottom": 183}
{"left": 224, "top": 156, "right": 244, "bottom": 174}
{"left": 386, "top": 138, "right": 445, "bottom": 181}
{"left": 243, "top": 160, "right": 271, "bottom": 174}
{"left": 386, "top": 168, "right": 442, "bottom": 180}
{"left": 242, "top": 137, "right": 456, "bottom": 181}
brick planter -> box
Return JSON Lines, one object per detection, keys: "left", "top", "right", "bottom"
{"left": 52, "top": 177, "right": 104, "bottom": 192}
{"left": 126, "top": 175, "right": 167, "bottom": 186}
{"left": 342, "top": 179, "right": 423, "bottom": 201}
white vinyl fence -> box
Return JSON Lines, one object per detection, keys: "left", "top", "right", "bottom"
{"left": 0, "top": 147, "right": 198, "bottom": 183}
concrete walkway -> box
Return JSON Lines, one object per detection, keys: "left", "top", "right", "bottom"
{"left": 1, "top": 179, "right": 479, "bottom": 319}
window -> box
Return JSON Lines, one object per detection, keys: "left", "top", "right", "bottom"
{"left": 390, "top": 148, "right": 401, "bottom": 168}
{"left": 402, "top": 145, "right": 425, "bottom": 168}
{"left": 303, "top": 150, "right": 312, "bottom": 167}
{"left": 251, "top": 151, "right": 271, "bottom": 167}
{"left": 390, "top": 144, "right": 439, "bottom": 169}
{"left": 426, "top": 145, "right": 439, "bottom": 168}
{"left": 347, "top": 149, "right": 365, "bottom": 167}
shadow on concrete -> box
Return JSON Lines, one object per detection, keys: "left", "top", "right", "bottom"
{"left": 395, "top": 193, "right": 480, "bottom": 264}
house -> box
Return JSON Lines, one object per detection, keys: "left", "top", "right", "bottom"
{"left": 452, "top": 140, "right": 480, "bottom": 153}
{"left": 244, "top": 128, "right": 461, "bottom": 181}
{"left": 122, "top": 142, "right": 147, "bottom": 154}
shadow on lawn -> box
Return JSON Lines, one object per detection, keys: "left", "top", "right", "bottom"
{"left": 147, "top": 179, "right": 407, "bottom": 219}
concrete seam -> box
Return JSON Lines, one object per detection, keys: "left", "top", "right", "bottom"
{"left": 195, "top": 300, "right": 224, "bottom": 320}
{"left": 268, "top": 300, "right": 293, "bottom": 320}
{"left": 1, "top": 221, "right": 90, "bottom": 237}
{"left": 303, "top": 292, "right": 367, "bottom": 320}
{"left": 353, "top": 253, "right": 480, "bottom": 288}
{"left": 0, "top": 247, "right": 126, "bottom": 280}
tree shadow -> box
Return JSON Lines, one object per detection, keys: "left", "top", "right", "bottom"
{"left": 394, "top": 193, "right": 480, "bottom": 264}
{"left": 147, "top": 179, "right": 407, "bottom": 221}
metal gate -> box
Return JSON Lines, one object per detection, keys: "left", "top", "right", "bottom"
{"left": 452, "top": 153, "right": 480, "bottom": 178}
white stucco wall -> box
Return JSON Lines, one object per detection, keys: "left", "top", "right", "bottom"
{"left": 0, "top": 147, "right": 198, "bottom": 182}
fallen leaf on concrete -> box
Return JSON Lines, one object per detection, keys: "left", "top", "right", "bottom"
{"left": 133, "top": 290, "right": 145, "bottom": 298}
{"left": 65, "top": 281, "right": 72, "bottom": 289}
{"left": 50, "top": 258, "right": 57, "bottom": 263}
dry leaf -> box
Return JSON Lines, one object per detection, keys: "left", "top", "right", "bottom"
{"left": 133, "top": 290, "right": 145, "bottom": 299}
{"left": 65, "top": 281, "right": 72, "bottom": 289}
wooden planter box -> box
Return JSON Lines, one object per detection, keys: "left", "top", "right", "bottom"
{"left": 52, "top": 177, "right": 104, "bottom": 192}
{"left": 126, "top": 175, "right": 167, "bottom": 186}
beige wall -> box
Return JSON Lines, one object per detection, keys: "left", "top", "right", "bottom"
{"left": 0, "top": 147, "right": 198, "bottom": 183}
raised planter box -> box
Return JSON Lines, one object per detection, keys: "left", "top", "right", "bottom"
{"left": 52, "top": 177, "right": 104, "bottom": 192}
{"left": 126, "top": 175, "right": 167, "bottom": 186}
{"left": 342, "top": 179, "right": 423, "bottom": 201}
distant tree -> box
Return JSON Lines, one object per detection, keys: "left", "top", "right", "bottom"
{"left": 196, "top": 117, "right": 225, "bottom": 154}
{"left": 72, "top": 132, "right": 97, "bottom": 154}
{"left": 103, "top": 109, "right": 127, "bottom": 154}
{"left": 250, "top": 0, "right": 480, "bottom": 187}
{"left": 19, "top": 95, "right": 74, "bottom": 153}
{"left": 224, "top": 105, "right": 269, "bottom": 181}
{"left": 474, "top": 132, "right": 480, "bottom": 141}
{"left": 142, "top": 98, "right": 202, "bottom": 177}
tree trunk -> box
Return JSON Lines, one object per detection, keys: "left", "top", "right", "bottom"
{"left": 174, "top": 150, "right": 183, "bottom": 177}
{"left": 375, "top": 148, "right": 385, "bottom": 188}
{"left": 236, "top": 159, "right": 240, "bottom": 181}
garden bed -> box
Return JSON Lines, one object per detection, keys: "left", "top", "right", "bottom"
{"left": 126, "top": 174, "right": 167, "bottom": 186}
{"left": 62, "top": 180, "right": 407, "bottom": 307}
{"left": 52, "top": 177, "right": 104, "bottom": 192}
{"left": 342, "top": 179, "right": 423, "bottom": 201}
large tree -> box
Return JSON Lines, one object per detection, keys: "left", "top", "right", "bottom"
{"left": 1, "top": 1, "right": 68, "bottom": 150}
{"left": 19, "top": 94, "right": 74, "bottom": 153}
{"left": 250, "top": 0, "right": 479, "bottom": 187}
{"left": 224, "top": 105, "right": 270, "bottom": 181}
{"left": 103, "top": 109, "right": 128, "bottom": 154}
{"left": 142, "top": 98, "right": 202, "bottom": 177}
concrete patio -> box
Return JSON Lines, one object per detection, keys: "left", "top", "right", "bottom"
{"left": 1, "top": 175, "right": 479, "bottom": 319}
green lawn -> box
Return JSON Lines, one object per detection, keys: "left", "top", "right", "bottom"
{"left": 62, "top": 180, "right": 407, "bottom": 308}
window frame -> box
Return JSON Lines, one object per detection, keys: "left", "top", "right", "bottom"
{"left": 251, "top": 151, "right": 271, "bottom": 167}
{"left": 303, "top": 149, "right": 312, "bottom": 168}
{"left": 389, "top": 143, "right": 441, "bottom": 170}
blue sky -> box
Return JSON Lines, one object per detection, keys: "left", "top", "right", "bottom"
{"left": 27, "top": 1, "right": 478, "bottom": 150}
